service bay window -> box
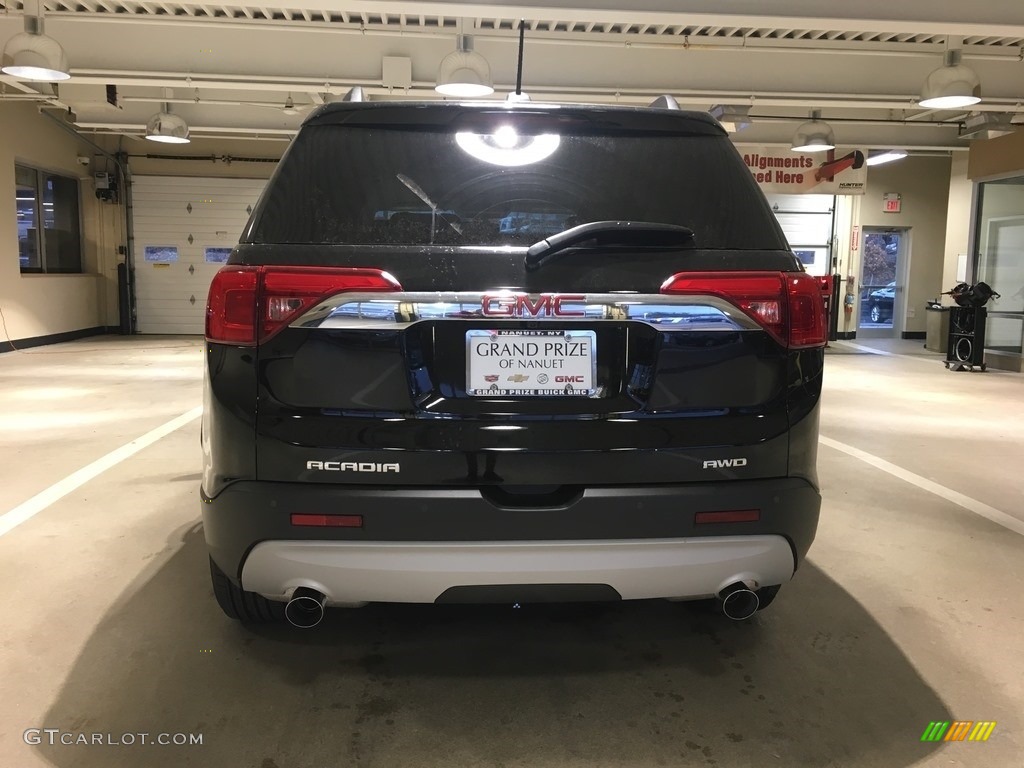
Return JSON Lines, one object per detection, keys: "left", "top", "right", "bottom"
{"left": 15, "top": 164, "right": 83, "bottom": 274}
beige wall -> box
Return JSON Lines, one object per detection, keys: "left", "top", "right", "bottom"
{"left": 0, "top": 103, "right": 116, "bottom": 342}
{"left": 832, "top": 194, "right": 860, "bottom": 336}
{"left": 941, "top": 153, "right": 973, "bottom": 297}
{"left": 857, "top": 155, "right": 953, "bottom": 333}
{"left": 0, "top": 127, "right": 284, "bottom": 346}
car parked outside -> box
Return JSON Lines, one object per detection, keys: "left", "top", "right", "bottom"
{"left": 866, "top": 282, "right": 896, "bottom": 323}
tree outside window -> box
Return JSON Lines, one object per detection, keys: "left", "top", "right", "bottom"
{"left": 861, "top": 232, "right": 898, "bottom": 297}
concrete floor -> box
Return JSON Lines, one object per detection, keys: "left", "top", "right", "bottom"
{"left": 0, "top": 336, "right": 1022, "bottom": 768}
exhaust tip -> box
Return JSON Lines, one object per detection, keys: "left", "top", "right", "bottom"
{"left": 285, "top": 586, "right": 327, "bottom": 628}
{"left": 719, "top": 585, "right": 760, "bottom": 621}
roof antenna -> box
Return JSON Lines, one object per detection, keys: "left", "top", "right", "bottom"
{"left": 515, "top": 19, "right": 526, "bottom": 95}
{"left": 506, "top": 19, "right": 532, "bottom": 102}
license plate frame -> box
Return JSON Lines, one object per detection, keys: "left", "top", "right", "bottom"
{"left": 465, "top": 329, "right": 598, "bottom": 397}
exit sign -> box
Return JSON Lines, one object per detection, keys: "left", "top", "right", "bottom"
{"left": 883, "top": 193, "right": 902, "bottom": 213}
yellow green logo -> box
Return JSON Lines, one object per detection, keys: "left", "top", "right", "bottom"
{"left": 921, "top": 721, "right": 996, "bottom": 742}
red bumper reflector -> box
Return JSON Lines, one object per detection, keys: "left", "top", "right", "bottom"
{"left": 290, "top": 513, "right": 363, "bottom": 528}
{"left": 694, "top": 509, "right": 761, "bottom": 525}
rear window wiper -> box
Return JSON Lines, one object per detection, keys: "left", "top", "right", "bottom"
{"left": 525, "top": 220, "right": 695, "bottom": 272}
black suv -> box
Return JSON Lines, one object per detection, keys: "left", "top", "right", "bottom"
{"left": 202, "top": 98, "right": 824, "bottom": 627}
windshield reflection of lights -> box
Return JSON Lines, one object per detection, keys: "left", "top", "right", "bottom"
{"left": 455, "top": 131, "right": 561, "bottom": 166}
{"left": 482, "top": 425, "right": 525, "bottom": 431}
{"left": 493, "top": 126, "right": 518, "bottom": 148}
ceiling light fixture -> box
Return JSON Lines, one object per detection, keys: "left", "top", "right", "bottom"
{"left": 145, "top": 103, "right": 190, "bottom": 144}
{"left": 919, "top": 49, "right": 981, "bottom": 109}
{"left": 791, "top": 110, "right": 835, "bottom": 152}
{"left": 865, "top": 149, "right": 909, "bottom": 166}
{"left": 1, "top": 0, "right": 70, "bottom": 82}
{"left": 957, "top": 112, "right": 1016, "bottom": 140}
{"left": 435, "top": 26, "right": 493, "bottom": 98}
{"left": 709, "top": 104, "right": 752, "bottom": 133}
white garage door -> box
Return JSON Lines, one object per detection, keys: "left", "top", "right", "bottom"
{"left": 132, "top": 176, "right": 267, "bottom": 334}
{"left": 766, "top": 194, "right": 835, "bottom": 276}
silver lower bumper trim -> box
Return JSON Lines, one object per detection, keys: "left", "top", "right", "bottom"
{"left": 241, "top": 536, "right": 795, "bottom": 605}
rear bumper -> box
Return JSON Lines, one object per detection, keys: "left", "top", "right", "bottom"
{"left": 202, "top": 477, "right": 820, "bottom": 599}
{"left": 241, "top": 536, "right": 795, "bottom": 605}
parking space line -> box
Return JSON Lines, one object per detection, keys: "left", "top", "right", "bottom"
{"left": 831, "top": 340, "right": 937, "bottom": 363}
{"left": 0, "top": 406, "right": 203, "bottom": 539}
{"left": 820, "top": 435, "right": 1024, "bottom": 536}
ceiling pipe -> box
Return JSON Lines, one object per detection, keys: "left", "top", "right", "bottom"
{"left": 750, "top": 114, "right": 965, "bottom": 127}
{"left": 6, "top": 81, "right": 1023, "bottom": 117}
{"left": 8, "top": 89, "right": 1024, "bottom": 117}
{"left": 57, "top": 70, "right": 1024, "bottom": 114}
{"left": 77, "top": 121, "right": 296, "bottom": 136}
{"left": 70, "top": 118, "right": 972, "bottom": 152}
{"left": 733, "top": 141, "right": 967, "bottom": 152}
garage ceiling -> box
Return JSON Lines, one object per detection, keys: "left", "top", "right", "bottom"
{"left": 2, "top": 0, "right": 1024, "bottom": 149}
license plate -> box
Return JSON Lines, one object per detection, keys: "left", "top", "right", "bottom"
{"left": 466, "top": 329, "right": 598, "bottom": 397}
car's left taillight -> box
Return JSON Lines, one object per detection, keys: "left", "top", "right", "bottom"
{"left": 206, "top": 265, "right": 402, "bottom": 345}
{"left": 206, "top": 267, "right": 260, "bottom": 344}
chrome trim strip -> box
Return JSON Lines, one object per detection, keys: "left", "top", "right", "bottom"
{"left": 289, "top": 292, "right": 761, "bottom": 331}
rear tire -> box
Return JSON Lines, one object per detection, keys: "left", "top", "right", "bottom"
{"left": 209, "top": 556, "right": 286, "bottom": 622}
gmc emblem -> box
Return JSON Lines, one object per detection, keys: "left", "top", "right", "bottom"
{"left": 481, "top": 293, "right": 586, "bottom": 317}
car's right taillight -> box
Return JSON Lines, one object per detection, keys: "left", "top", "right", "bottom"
{"left": 784, "top": 272, "right": 829, "bottom": 348}
{"left": 206, "top": 265, "right": 402, "bottom": 345}
{"left": 660, "top": 271, "right": 826, "bottom": 349}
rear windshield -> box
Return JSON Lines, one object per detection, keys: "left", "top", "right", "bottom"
{"left": 247, "top": 119, "right": 787, "bottom": 250}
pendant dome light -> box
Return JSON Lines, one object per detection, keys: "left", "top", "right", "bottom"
{"left": 435, "top": 22, "right": 493, "bottom": 98}
{"left": 1, "top": 0, "right": 70, "bottom": 82}
{"left": 919, "top": 49, "right": 982, "bottom": 110}
{"left": 145, "top": 103, "right": 191, "bottom": 144}
{"left": 791, "top": 110, "right": 835, "bottom": 153}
